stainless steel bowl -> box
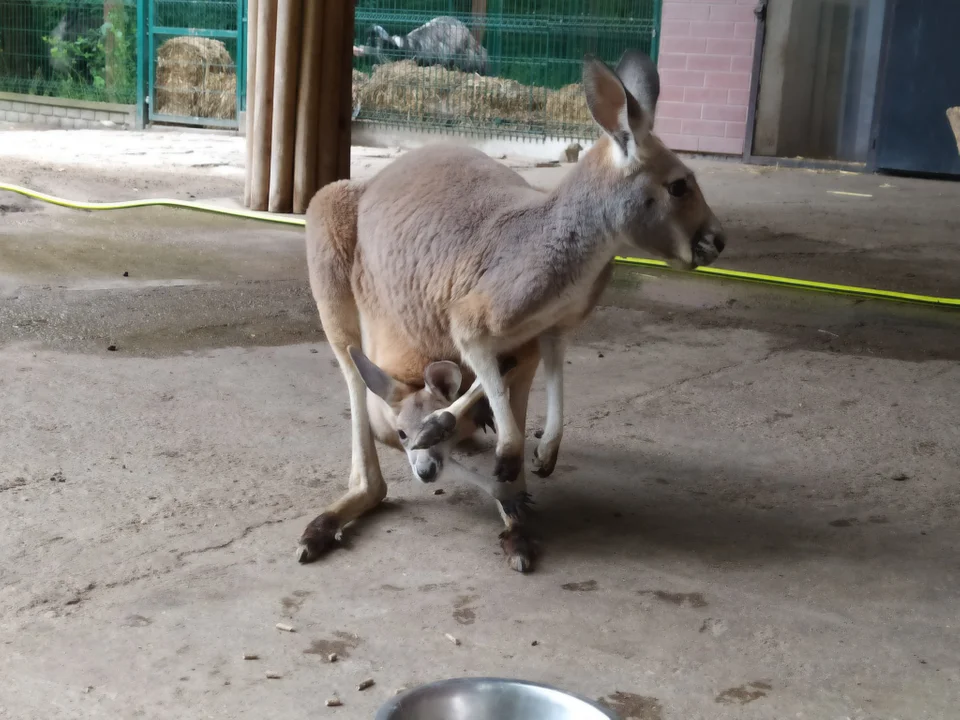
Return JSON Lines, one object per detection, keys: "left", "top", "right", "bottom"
{"left": 375, "top": 677, "right": 621, "bottom": 720}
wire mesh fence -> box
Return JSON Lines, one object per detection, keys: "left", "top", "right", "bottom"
{"left": 2, "top": 0, "right": 659, "bottom": 137}
{"left": 0, "top": 0, "right": 137, "bottom": 103}
{"left": 351, "top": 0, "right": 661, "bottom": 140}
{"left": 0, "top": 0, "right": 240, "bottom": 124}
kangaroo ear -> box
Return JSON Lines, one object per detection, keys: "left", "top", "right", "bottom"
{"left": 349, "top": 346, "right": 407, "bottom": 404}
{"left": 583, "top": 54, "right": 652, "bottom": 160}
{"left": 424, "top": 361, "right": 462, "bottom": 403}
{"left": 615, "top": 49, "right": 660, "bottom": 117}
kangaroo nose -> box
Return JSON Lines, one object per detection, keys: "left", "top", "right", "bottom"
{"left": 714, "top": 233, "right": 726, "bottom": 254}
{"left": 417, "top": 464, "right": 438, "bottom": 482}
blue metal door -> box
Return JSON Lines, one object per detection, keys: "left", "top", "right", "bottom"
{"left": 873, "top": 0, "right": 960, "bottom": 176}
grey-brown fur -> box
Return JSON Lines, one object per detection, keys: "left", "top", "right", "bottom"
{"left": 300, "top": 49, "right": 725, "bottom": 573}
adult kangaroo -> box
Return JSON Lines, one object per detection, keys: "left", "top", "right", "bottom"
{"left": 300, "top": 50, "right": 726, "bottom": 572}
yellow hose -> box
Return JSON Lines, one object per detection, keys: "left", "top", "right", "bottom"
{"left": 0, "top": 181, "right": 306, "bottom": 227}
{"left": 2, "top": 180, "right": 958, "bottom": 308}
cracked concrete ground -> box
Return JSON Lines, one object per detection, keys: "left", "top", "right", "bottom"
{"left": 1, "top": 137, "right": 960, "bottom": 720}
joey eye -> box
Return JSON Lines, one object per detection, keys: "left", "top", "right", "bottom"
{"left": 667, "top": 178, "right": 689, "bottom": 198}
{"left": 397, "top": 430, "right": 407, "bottom": 441}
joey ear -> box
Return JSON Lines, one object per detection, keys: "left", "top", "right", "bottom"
{"left": 615, "top": 49, "right": 660, "bottom": 117}
{"left": 349, "top": 346, "right": 407, "bottom": 404}
{"left": 424, "top": 361, "right": 462, "bottom": 403}
{"left": 583, "top": 54, "right": 652, "bottom": 159}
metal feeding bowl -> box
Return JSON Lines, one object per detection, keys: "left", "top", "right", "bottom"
{"left": 375, "top": 678, "right": 621, "bottom": 720}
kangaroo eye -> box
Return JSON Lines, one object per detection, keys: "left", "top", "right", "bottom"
{"left": 397, "top": 430, "right": 407, "bottom": 441}
{"left": 667, "top": 178, "right": 689, "bottom": 198}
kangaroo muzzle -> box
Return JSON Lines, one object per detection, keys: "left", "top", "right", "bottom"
{"left": 691, "top": 227, "right": 725, "bottom": 268}
{"left": 410, "top": 449, "right": 444, "bottom": 483}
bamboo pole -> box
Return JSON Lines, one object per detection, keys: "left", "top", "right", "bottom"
{"left": 248, "top": 0, "right": 277, "bottom": 211}
{"left": 337, "top": 0, "right": 357, "bottom": 181}
{"left": 292, "top": 0, "right": 324, "bottom": 214}
{"left": 268, "top": 0, "right": 303, "bottom": 213}
{"left": 316, "top": 0, "right": 346, "bottom": 190}
{"left": 243, "top": 0, "right": 259, "bottom": 207}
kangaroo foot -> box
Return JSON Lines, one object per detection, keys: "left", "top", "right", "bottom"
{"left": 296, "top": 513, "right": 340, "bottom": 564}
{"left": 499, "top": 526, "right": 537, "bottom": 573}
{"left": 532, "top": 440, "right": 559, "bottom": 478}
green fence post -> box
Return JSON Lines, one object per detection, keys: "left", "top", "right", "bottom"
{"left": 136, "top": 0, "right": 147, "bottom": 127}
{"left": 651, "top": 0, "right": 662, "bottom": 63}
{"left": 238, "top": 0, "right": 247, "bottom": 114}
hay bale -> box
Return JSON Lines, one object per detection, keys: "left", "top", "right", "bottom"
{"left": 947, "top": 107, "right": 960, "bottom": 156}
{"left": 461, "top": 72, "right": 545, "bottom": 121}
{"left": 546, "top": 83, "right": 591, "bottom": 127}
{"left": 156, "top": 36, "right": 237, "bottom": 120}
{"left": 352, "top": 69, "right": 367, "bottom": 111}
{"left": 357, "top": 60, "right": 543, "bottom": 125}
{"left": 357, "top": 60, "right": 458, "bottom": 119}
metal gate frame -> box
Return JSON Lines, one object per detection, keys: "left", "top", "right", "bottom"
{"left": 131, "top": 1, "right": 659, "bottom": 133}
{"left": 135, "top": 0, "right": 245, "bottom": 128}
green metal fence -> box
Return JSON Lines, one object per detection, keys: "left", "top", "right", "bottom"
{"left": 0, "top": 0, "right": 138, "bottom": 103}
{"left": 3, "top": 1, "right": 659, "bottom": 138}
{"left": 147, "top": 0, "right": 243, "bottom": 127}
{"left": 0, "top": 0, "right": 242, "bottom": 126}
{"left": 351, "top": 0, "right": 661, "bottom": 140}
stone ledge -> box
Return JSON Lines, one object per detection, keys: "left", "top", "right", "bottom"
{"left": 0, "top": 91, "right": 134, "bottom": 114}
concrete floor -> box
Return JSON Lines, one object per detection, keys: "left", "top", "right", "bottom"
{"left": 1, "top": 140, "right": 959, "bottom": 720}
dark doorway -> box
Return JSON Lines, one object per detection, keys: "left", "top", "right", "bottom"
{"left": 749, "top": 0, "right": 887, "bottom": 164}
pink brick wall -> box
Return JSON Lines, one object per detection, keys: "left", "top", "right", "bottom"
{"left": 654, "top": 0, "right": 757, "bottom": 155}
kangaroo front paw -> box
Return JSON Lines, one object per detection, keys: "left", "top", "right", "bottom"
{"left": 296, "top": 512, "right": 340, "bottom": 564}
{"left": 470, "top": 397, "right": 496, "bottom": 434}
{"left": 411, "top": 411, "right": 457, "bottom": 449}
{"left": 494, "top": 452, "right": 523, "bottom": 483}
{"left": 499, "top": 491, "right": 534, "bottom": 520}
{"left": 532, "top": 441, "right": 559, "bottom": 478}
{"left": 499, "top": 526, "right": 537, "bottom": 573}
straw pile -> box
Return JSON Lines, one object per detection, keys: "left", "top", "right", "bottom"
{"left": 352, "top": 69, "right": 367, "bottom": 110}
{"left": 156, "top": 37, "right": 237, "bottom": 120}
{"left": 545, "top": 83, "right": 592, "bottom": 127}
{"left": 353, "top": 60, "right": 551, "bottom": 126}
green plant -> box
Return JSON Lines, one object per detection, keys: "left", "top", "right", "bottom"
{"left": 41, "top": 5, "right": 136, "bottom": 103}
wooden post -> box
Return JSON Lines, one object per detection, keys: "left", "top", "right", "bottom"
{"left": 293, "top": 0, "right": 324, "bottom": 214}
{"left": 243, "top": 0, "right": 259, "bottom": 207}
{"left": 268, "top": 0, "right": 303, "bottom": 213}
{"left": 248, "top": 0, "right": 277, "bottom": 212}
{"left": 316, "top": 0, "right": 346, "bottom": 190}
{"left": 337, "top": 0, "right": 357, "bottom": 181}
{"left": 244, "top": 0, "right": 355, "bottom": 213}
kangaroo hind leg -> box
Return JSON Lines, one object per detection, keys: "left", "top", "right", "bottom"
{"left": 497, "top": 342, "right": 540, "bottom": 572}
{"left": 299, "top": 181, "right": 387, "bottom": 564}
